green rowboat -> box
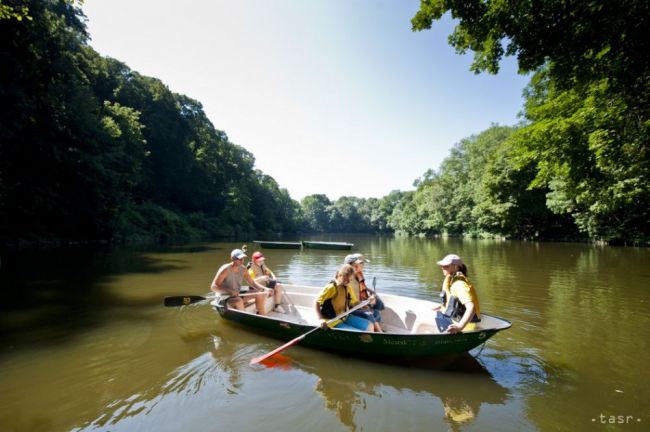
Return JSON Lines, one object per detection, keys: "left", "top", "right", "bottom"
{"left": 212, "top": 284, "right": 511, "bottom": 358}
{"left": 253, "top": 240, "right": 302, "bottom": 249}
{"left": 301, "top": 241, "right": 354, "bottom": 250}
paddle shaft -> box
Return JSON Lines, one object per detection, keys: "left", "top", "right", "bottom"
{"left": 250, "top": 297, "right": 373, "bottom": 365}
{"left": 164, "top": 289, "right": 270, "bottom": 307}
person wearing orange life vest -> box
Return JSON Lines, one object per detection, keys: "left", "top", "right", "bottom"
{"left": 344, "top": 253, "right": 384, "bottom": 332}
{"left": 247, "top": 251, "right": 286, "bottom": 313}
{"left": 432, "top": 254, "right": 481, "bottom": 333}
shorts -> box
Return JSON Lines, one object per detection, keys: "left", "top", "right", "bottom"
{"left": 335, "top": 314, "right": 371, "bottom": 331}
{"left": 435, "top": 311, "right": 453, "bottom": 332}
{"left": 267, "top": 279, "right": 277, "bottom": 289}
{"left": 434, "top": 311, "right": 480, "bottom": 332}
{"left": 351, "top": 308, "right": 381, "bottom": 323}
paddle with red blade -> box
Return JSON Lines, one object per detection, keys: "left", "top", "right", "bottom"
{"left": 250, "top": 297, "right": 373, "bottom": 365}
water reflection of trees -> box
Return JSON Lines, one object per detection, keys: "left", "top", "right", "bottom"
{"left": 0, "top": 247, "right": 190, "bottom": 351}
{"left": 292, "top": 353, "right": 509, "bottom": 431}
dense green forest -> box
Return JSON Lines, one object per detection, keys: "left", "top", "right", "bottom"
{"left": 1, "top": 0, "right": 647, "bottom": 245}
{"left": 0, "top": 0, "right": 302, "bottom": 243}
{"left": 408, "top": 0, "right": 649, "bottom": 244}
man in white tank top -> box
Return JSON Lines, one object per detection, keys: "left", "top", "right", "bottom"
{"left": 210, "top": 248, "right": 268, "bottom": 314}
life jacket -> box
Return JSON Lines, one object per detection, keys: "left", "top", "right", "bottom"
{"left": 320, "top": 280, "right": 351, "bottom": 319}
{"left": 247, "top": 261, "right": 267, "bottom": 276}
{"left": 359, "top": 281, "right": 385, "bottom": 311}
{"left": 357, "top": 275, "right": 369, "bottom": 301}
{"left": 442, "top": 274, "right": 480, "bottom": 323}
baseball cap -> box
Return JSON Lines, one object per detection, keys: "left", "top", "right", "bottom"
{"left": 353, "top": 254, "right": 369, "bottom": 264}
{"left": 436, "top": 254, "right": 463, "bottom": 266}
{"left": 251, "top": 251, "right": 265, "bottom": 261}
{"left": 231, "top": 248, "right": 247, "bottom": 260}
{"left": 343, "top": 254, "right": 356, "bottom": 264}
{"left": 344, "top": 253, "right": 370, "bottom": 265}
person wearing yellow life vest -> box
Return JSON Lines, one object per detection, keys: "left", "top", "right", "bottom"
{"left": 314, "top": 264, "right": 374, "bottom": 331}
{"left": 247, "top": 251, "right": 286, "bottom": 313}
{"left": 432, "top": 254, "right": 481, "bottom": 333}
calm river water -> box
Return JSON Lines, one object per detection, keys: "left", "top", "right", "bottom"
{"left": 1, "top": 235, "right": 648, "bottom": 431}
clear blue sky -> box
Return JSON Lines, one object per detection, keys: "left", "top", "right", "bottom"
{"left": 82, "top": 0, "right": 529, "bottom": 201}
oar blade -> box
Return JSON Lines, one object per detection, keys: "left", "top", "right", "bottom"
{"left": 250, "top": 335, "right": 305, "bottom": 365}
{"left": 163, "top": 295, "right": 207, "bottom": 307}
{"left": 257, "top": 353, "right": 293, "bottom": 369}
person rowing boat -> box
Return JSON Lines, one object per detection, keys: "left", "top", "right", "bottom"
{"left": 210, "top": 248, "right": 268, "bottom": 314}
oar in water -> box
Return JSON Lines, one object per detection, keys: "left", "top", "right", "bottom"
{"left": 250, "top": 297, "right": 373, "bottom": 365}
{"left": 163, "top": 289, "right": 269, "bottom": 307}
{"left": 164, "top": 295, "right": 212, "bottom": 307}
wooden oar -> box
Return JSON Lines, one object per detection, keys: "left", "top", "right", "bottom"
{"left": 163, "top": 289, "right": 269, "bottom": 307}
{"left": 250, "top": 298, "right": 373, "bottom": 365}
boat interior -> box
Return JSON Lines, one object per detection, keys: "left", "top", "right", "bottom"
{"left": 229, "top": 285, "right": 511, "bottom": 335}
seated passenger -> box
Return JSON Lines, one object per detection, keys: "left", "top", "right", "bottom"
{"left": 210, "top": 248, "right": 268, "bottom": 314}
{"left": 344, "top": 253, "right": 384, "bottom": 332}
{"left": 248, "top": 251, "right": 286, "bottom": 313}
{"left": 314, "top": 264, "right": 373, "bottom": 332}
{"left": 432, "top": 254, "right": 481, "bottom": 333}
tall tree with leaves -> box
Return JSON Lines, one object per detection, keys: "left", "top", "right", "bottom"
{"left": 300, "top": 194, "right": 332, "bottom": 233}
{"left": 1, "top": 0, "right": 308, "bottom": 243}
{"left": 412, "top": 0, "right": 650, "bottom": 243}
{"left": 0, "top": 0, "right": 109, "bottom": 239}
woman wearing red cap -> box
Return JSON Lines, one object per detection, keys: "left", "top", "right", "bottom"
{"left": 248, "top": 251, "right": 286, "bottom": 313}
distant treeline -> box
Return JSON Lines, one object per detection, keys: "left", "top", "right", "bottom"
{"left": 1, "top": 1, "right": 648, "bottom": 246}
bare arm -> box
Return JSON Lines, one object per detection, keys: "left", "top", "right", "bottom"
{"left": 432, "top": 288, "right": 446, "bottom": 311}
{"left": 314, "top": 300, "right": 330, "bottom": 329}
{"left": 446, "top": 302, "right": 475, "bottom": 334}
{"left": 244, "top": 271, "right": 268, "bottom": 292}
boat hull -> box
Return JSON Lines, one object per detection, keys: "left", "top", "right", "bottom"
{"left": 214, "top": 304, "right": 504, "bottom": 358}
